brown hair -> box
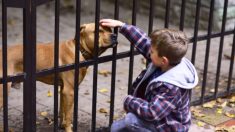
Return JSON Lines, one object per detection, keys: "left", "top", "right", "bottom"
{"left": 150, "top": 29, "right": 188, "bottom": 65}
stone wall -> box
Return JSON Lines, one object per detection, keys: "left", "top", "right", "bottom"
{"left": 105, "top": 0, "right": 235, "bottom": 31}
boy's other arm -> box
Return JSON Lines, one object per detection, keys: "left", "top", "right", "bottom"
{"left": 100, "top": 19, "right": 151, "bottom": 60}
{"left": 123, "top": 84, "right": 181, "bottom": 122}
{"left": 119, "top": 24, "right": 151, "bottom": 60}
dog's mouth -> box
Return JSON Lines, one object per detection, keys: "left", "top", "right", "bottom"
{"left": 98, "top": 33, "right": 118, "bottom": 55}
{"left": 106, "top": 34, "right": 118, "bottom": 48}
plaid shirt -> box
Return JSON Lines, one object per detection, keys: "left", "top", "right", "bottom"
{"left": 119, "top": 24, "right": 191, "bottom": 132}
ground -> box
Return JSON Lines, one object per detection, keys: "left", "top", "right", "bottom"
{"left": 0, "top": 1, "right": 235, "bottom": 131}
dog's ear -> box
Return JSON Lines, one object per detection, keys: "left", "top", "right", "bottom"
{"left": 80, "top": 24, "right": 86, "bottom": 33}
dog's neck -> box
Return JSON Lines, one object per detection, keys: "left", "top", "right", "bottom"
{"left": 80, "top": 46, "right": 93, "bottom": 60}
{"left": 72, "top": 39, "right": 93, "bottom": 60}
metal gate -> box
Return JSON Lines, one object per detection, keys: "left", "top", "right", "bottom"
{"left": 1, "top": 0, "right": 235, "bottom": 131}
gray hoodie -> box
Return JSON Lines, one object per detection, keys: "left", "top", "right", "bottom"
{"left": 133, "top": 57, "right": 198, "bottom": 96}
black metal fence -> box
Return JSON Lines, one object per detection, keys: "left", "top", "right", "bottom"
{"left": 1, "top": 0, "right": 235, "bottom": 131}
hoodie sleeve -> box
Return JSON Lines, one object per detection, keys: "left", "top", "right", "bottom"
{"left": 119, "top": 24, "right": 151, "bottom": 60}
{"left": 123, "top": 84, "right": 181, "bottom": 122}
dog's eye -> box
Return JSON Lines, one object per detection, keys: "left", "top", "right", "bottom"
{"left": 99, "top": 30, "right": 104, "bottom": 33}
{"left": 93, "top": 30, "right": 104, "bottom": 33}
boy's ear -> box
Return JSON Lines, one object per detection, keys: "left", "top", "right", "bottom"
{"left": 162, "top": 56, "right": 170, "bottom": 66}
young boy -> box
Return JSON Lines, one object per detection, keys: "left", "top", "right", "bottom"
{"left": 100, "top": 19, "right": 198, "bottom": 132}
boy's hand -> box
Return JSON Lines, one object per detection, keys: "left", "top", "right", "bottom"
{"left": 100, "top": 19, "right": 125, "bottom": 28}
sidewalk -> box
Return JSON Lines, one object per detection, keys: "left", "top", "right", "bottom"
{"left": 0, "top": 1, "right": 235, "bottom": 132}
{"left": 190, "top": 122, "right": 215, "bottom": 132}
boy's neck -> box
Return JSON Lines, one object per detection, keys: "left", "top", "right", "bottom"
{"left": 160, "top": 65, "right": 173, "bottom": 72}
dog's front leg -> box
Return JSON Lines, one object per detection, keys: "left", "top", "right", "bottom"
{"left": 62, "top": 84, "right": 74, "bottom": 132}
{"left": 59, "top": 86, "right": 66, "bottom": 128}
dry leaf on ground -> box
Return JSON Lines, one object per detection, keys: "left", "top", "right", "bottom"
{"left": 229, "top": 96, "right": 235, "bottom": 103}
{"left": 216, "top": 125, "right": 235, "bottom": 132}
{"left": 196, "top": 121, "right": 205, "bottom": 127}
{"left": 217, "top": 101, "right": 227, "bottom": 108}
{"left": 216, "top": 108, "right": 223, "bottom": 114}
{"left": 202, "top": 101, "right": 216, "bottom": 108}
{"left": 99, "top": 88, "right": 109, "bottom": 93}
{"left": 99, "top": 108, "right": 108, "bottom": 114}
{"left": 40, "top": 111, "right": 48, "bottom": 117}
{"left": 47, "top": 90, "right": 52, "bottom": 97}
{"left": 224, "top": 112, "right": 235, "bottom": 118}
{"left": 98, "top": 70, "right": 111, "bottom": 77}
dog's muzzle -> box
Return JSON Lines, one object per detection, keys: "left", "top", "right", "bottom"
{"left": 108, "top": 34, "right": 118, "bottom": 48}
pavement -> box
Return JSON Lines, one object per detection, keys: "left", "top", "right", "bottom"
{"left": 0, "top": 1, "right": 235, "bottom": 132}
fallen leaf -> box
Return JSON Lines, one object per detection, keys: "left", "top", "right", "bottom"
{"left": 197, "top": 121, "right": 205, "bottom": 127}
{"left": 202, "top": 101, "right": 216, "bottom": 108}
{"left": 7, "top": 19, "right": 16, "bottom": 26}
{"left": 229, "top": 96, "right": 235, "bottom": 103}
{"left": 216, "top": 125, "right": 235, "bottom": 132}
{"left": 84, "top": 90, "right": 90, "bottom": 95}
{"left": 47, "top": 90, "right": 53, "bottom": 97}
{"left": 36, "top": 121, "right": 40, "bottom": 125}
{"left": 40, "top": 111, "right": 48, "bottom": 117}
{"left": 218, "top": 101, "right": 227, "bottom": 108}
{"left": 98, "top": 70, "right": 111, "bottom": 77}
{"left": 141, "top": 58, "right": 146, "bottom": 65}
{"left": 191, "top": 108, "right": 205, "bottom": 117}
{"left": 228, "top": 103, "right": 235, "bottom": 108}
{"left": 224, "top": 54, "right": 232, "bottom": 60}
{"left": 193, "top": 112, "right": 205, "bottom": 117}
{"left": 195, "top": 86, "right": 201, "bottom": 90}
{"left": 224, "top": 112, "right": 235, "bottom": 118}
{"left": 142, "top": 66, "right": 146, "bottom": 70}
{"left": 113, "top": 115, "right": 119, "bottom": 120}
{"left": 45, "top": 117, "right": 54, "bottom": 126}
{"left": 216, "top": 108, "right": 223, "bottom": 114}
{"left": 99, "top": 108, "right": 108, "bottom": 114}
{"left": 99, "top": 88, "right": 108, "bottom": 93}
{"left": 216, "top": 98, "right": 223, "bottom": 103}
{"left": 209, "top": 89, "right": 215, "bottom": 93}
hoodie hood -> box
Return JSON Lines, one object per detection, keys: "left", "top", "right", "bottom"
{"left": 149, "top": 57, "right": 198, "bottom": 89}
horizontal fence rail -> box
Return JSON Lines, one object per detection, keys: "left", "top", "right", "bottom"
{"left": 1, "top": 0, "right": 235, "bottom": 131}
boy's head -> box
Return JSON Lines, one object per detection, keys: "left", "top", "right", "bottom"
{"left": 150, "top": 29, "right": 188, "bottom": 69}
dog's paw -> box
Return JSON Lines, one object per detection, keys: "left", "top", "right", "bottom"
{"left": 65, "top": 126, "right": 73, "bottom": 132}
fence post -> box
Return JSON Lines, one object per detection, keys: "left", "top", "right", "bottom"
{"left": 23, "top": 0, "right": 37, "bottom": 131}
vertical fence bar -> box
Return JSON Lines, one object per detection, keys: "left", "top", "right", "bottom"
{"left": 201, "top": 0, "right": 215, "bottom": 104}
{"left": 191, "top": 0, "right": 201, "bottom": 65}
{"left": 128, "top": 0, "right": 137, "bottom": 94}
{"left": 148, "top": 0, "right": 154, "bottom": 35}
{"left": 227, "top": 25, "right": 235, "bottom": 95}
{"left": 109, "top": 0, "right": 119, "bottom": 127}
{"left": 2, "top": 0, "right": 9, "bottom": 131}
{"left": 164, "top": 0, "right": 170, "bottom": 28}
{"left": 53, "top": 0, "right": 60, "bottom": 131}
{"left": 214, "top": 0, "right": 228, "bottom": 99}
{"left": 23, "top": 0, "right": 37, "bottom": 131}
{"left": 179, "top": 0, "right": 186, "bottom": 31}
{"left": 91, "top": 0, "right": 100, "bottom": 131}
{"left": 73, "top": 0, "right": 81, "bottom": 130}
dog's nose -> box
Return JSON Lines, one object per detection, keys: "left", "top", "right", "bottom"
{"left": 110, "top": 34, "right": 118, "bottom": 48}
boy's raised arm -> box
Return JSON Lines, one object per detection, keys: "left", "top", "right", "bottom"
{"left": 100, "top": 19, "right": 151, "bottom": 60}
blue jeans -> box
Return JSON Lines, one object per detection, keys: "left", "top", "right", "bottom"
{"left": 111, "top": 113, "right": 156, "bottom": 132}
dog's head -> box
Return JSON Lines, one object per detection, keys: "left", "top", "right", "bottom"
{"left": 78, "top": 23, "right": 117, "bottom": 59}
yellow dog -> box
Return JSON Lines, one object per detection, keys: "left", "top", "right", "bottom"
{"left": 0, "top": 23, "right": 117, "bottom": 132}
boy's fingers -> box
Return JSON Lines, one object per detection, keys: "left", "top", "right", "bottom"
{"left": 100, "top": 19, "right": 112, "bottom": 23}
